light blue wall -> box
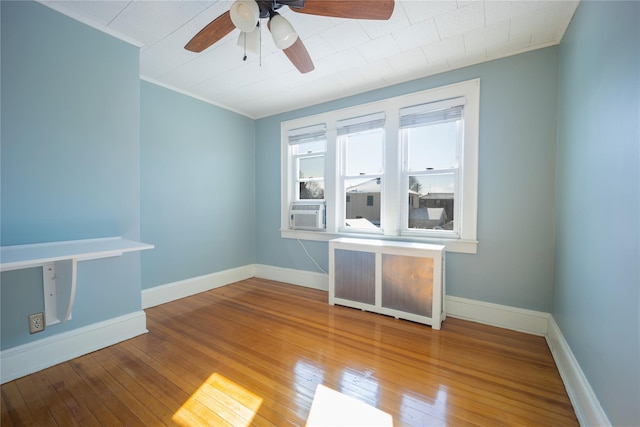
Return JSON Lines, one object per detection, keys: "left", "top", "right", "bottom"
{"left": 256, "top": 47, "right": 559, "bottom": 312}
{"left": 554, "top": 2, "right": 640, "bottom": 425}
{"left": 140, "top": 82, "right": 256, "bottom": 289}
{"left": 1, "top": 1, "right": 142, "bottom": 349}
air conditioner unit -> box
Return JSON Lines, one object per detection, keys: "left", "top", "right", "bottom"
{"left": 290, "top": 202, "right": 326, "bottom": 230}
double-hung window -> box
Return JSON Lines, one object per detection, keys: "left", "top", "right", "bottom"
{"left": 281, "top": 79, "right": 479, "bottom": 253}
{"left": 401, "top": 98, "right": 463, "bottom": 238}
{"left": 289, "top": 124, "right": 326, "bottom": 201}
{"left": 338, "top": 112, "right": 385, "bottom": 232}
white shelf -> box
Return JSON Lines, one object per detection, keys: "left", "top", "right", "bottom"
{"left": 1, "top": 237, "right": 154, "bottom": 325}
{"left": 1, "top": 237, "right": 153, "bottom": 272}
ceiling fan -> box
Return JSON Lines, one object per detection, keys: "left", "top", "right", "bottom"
{"left": 185, "top": 0, "right": 395, "bottom": 74}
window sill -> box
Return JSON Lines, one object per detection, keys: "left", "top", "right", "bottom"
{"left": 280, "top": 229, "right": 477, "bottom": 254}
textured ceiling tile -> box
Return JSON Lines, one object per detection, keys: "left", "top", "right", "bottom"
{"left": 320, "top": 47, "right": 368, "bottom": 73}
{"left": 534, "top": 1, "right": 580, "bottom": 42}
{"left": 434, "top": 1, "right": 486, "bottom": 40}
{"left": 392, "top": 19, "right": 440, "bottom": 53}
{"left": 47, "top": 0, "right": 130, "bottom": 26}
{"left": 509, "top": 2, "right": 573, "bottom": 46}
{"left": 386, "top": 47, "right": 429, "bottom": 76}
{"left": 358, "top": 59, "right": 397, "bottom": 84}
{"left": 109, "top": 1, "right": 212, "bottom": 47}
{"left": 423, "top": 35, "right": 466, "bottom": 65}
{"left": 360, "top": 9, "right": 411, "bottom": 40}
{"left": 463, "top": 21, "right": 510, "bottom": 56}
{"left": 284, "top": 10, "right": 339, "bottom": 39}
{"left": 320, "top": 21, "right": 371, "bottom": 52}
{"left": 357, "top": 34, "right": 402, "bottom": 64}
{"left": 485, "top": 1, "right": 540, "bottom": 26}
{"left": 400, "top": 1, "right": 458, "bottom": 25}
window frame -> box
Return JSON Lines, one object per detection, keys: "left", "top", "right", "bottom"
{"left": 400, "top": 98, "right": 465, "bottom": 239}
{"left": 280, "top": 79, "right": 480, "bottom": 254}
{"left": 288, "top": 123, "right": 327, "bottom": 202}
{"left": 338, "top": 113, "right": 386, "bottom": 234}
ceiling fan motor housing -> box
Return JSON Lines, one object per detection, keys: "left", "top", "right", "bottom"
{"left": 256, "top": 0, "right": 306, "bottom": 19}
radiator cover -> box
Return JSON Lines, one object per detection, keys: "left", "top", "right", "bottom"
{"left": 329, "top": 238, "right": 446, "bottom": 329}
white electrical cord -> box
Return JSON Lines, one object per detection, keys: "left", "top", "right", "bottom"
{"left": 297, "top": 239, "right": 327, "bottom": 274}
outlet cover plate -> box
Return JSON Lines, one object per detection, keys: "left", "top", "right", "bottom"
{"left": 28, "top": 312, "right": 45, "bottom": 334}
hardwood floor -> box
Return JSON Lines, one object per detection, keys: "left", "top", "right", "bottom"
{"left": 1, "top": 278, "right": 578, "bottom": 426}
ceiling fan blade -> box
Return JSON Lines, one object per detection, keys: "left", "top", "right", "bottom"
{"left": 185, "top": 11, "right": 235, "bottom": 52}
{"left": 283, "top": 38, "right": 315, "bottom": 73}
{"left": 291, "top": 0, "right": 394, "bottom": 20}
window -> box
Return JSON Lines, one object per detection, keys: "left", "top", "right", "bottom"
{"left": 401, "top": 98, "right": 463, "bottom": 237}
{"left": 288, "top": 124, "right": 326, "bottom": 201}
{"left": 338, "top": 112, "right": 385, "bottom": 231}
{"left": 281, "top": 79, "right": 479, "bottom": 253}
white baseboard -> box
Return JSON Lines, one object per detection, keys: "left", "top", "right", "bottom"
{"left": 141, "top": 265, "right": 255, "bottom": 309}
{"left": 445, "top": 295, "right": 550, "bottom": 336}
{"left": 254, "top": 264, "right": 328, "bottom": 291}
{"left": 546, "top": 316, "right": 611, "bottom": 427}
{"left": 0, "top": 310, "right": 147, "bottom": 384}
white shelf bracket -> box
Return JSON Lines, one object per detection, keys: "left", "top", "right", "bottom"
{"left": 42, "top": 260, "right": 77, "bottom": 325}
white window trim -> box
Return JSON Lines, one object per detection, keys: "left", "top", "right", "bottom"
{"left": 281, "top": 79, "right": 480, "bottom": 254}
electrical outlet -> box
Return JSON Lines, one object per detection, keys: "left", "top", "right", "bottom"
{"left": 28, "top": 312, "right": 45, "bottom": 334}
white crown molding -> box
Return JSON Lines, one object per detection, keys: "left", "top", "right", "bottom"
{"left": 38, "top": 1, "right": 144, "bottom": 48}
{"left": 0, "top": 311, "right": 147, "bottom": 384}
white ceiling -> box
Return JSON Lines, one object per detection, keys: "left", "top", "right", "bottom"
{"left": 41, "top": 0, "right": 579, "bottom": 118}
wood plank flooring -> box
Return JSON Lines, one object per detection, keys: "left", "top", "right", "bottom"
{"left": 1, "top": 278, "right": 578, "bottom": 426}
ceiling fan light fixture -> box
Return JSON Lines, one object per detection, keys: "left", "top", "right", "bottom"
{"left": 237, "top": 25, "right": 260, "bottom": 54}
{"left": 269, "top": 13, "right": 298, "bottom": 50}
{"left": 230, "top": 0, "right": 259, "bottom": 32}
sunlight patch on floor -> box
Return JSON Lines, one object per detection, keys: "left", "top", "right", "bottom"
{"left": 306, "top": 384, "right": 393, "bottom": 426}
{"left": 173, "top": 372, "right": 263, "bottom": 426}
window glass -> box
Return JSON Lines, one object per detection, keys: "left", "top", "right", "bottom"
{"left": 344, "top": 130, "right": 383, "bottom": 176}
{"left": 294, "top": 139, "right": 326, "bottom": 155}
{"left": 299, "top": 156, "right": 324, "bottom": 179}
{"left": 406, "top": 121, "right": 459, "bottom": 171}
{"left": 345, "top": 177, "right": 382, "bottom": 229}
{"left": 407, "top": 173, "right": 455, "bottom": 230}
{"left": 300, "top": 181, "right": 324, "bottom": 199}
